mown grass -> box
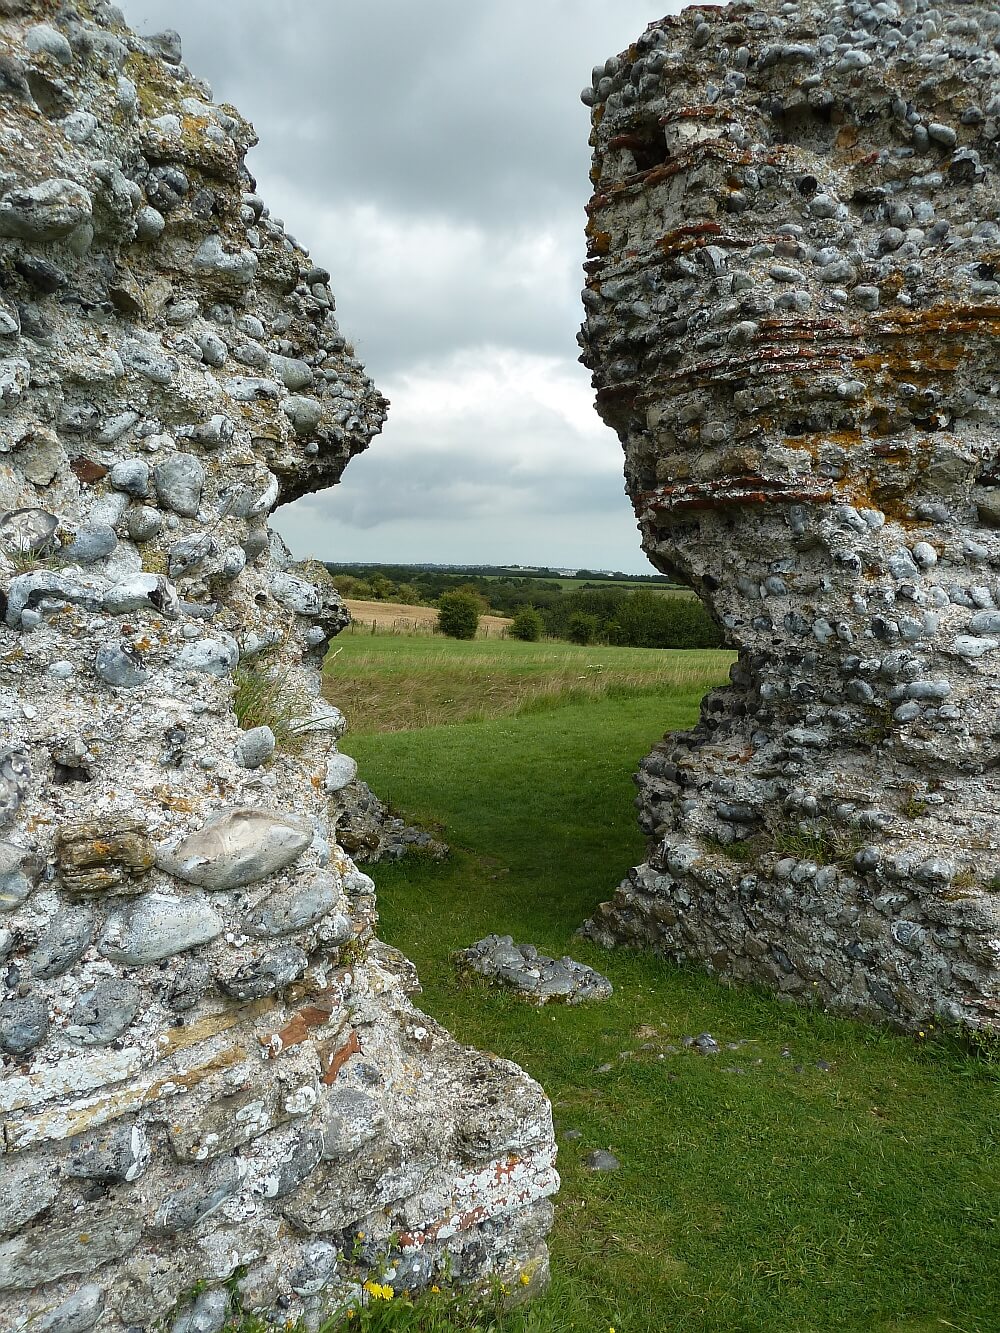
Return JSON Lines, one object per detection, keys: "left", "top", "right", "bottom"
{"left": 324, "top": 647, "right": 1000, "bottom": 1333}
{"left": 324, "top": 635, "right": 733, "bottom": 733}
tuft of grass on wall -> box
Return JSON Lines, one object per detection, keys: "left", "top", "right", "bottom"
{"left": 232, "top": 664, "right": 312, "bottom": 753}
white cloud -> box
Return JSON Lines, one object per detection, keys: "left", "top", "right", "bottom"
{"left": 273, "top": 346, "right": 649, "bottom": 569}
{"left": 260, "top": 191, "right": 584, "bottom": 377}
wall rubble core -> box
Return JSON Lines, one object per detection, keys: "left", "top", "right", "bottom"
{"left": 0, "top": 3, "right": 556, "bottom": 1330}
{"left": 580, "top": 0, "right": 1000, "bottom": 1031}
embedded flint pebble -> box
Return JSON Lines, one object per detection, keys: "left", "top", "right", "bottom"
{"left": 166, "top": 957, "right": 212, "bottom": 1011}
{"left": 0, "top": 991, "right": 50, "bottom": 1054}
{"left": 153, "top": 452, "right": 205, "bottom": 516}
{"left": 216, "top": 944, "right": 308, "bottom": 999}
{"left": 176, "top": 635, "right": 239, "bottom": 677}
{"left": 156, "top": 807, "right": 312, "bottom": 890}
{"left": 63, "top": 525, "right": 117, "bottom": 564}
{"left": 0, "top": 178, "right": 92, "bottom": 240}
{"left": 0, "top": 839, "right": 34, "bottom": 908}
{"left": 152, "top": 1157, "right": 243, "bottom": 1235}
{"left": 321, "top": 1086, "right": 380, "bottom": 1159}
{"left": 0, "top": 748, "right": 30, "bottom": 827}
{"left": 288, "top": 1240, "right": 339, "bottom": 1297}
{"left": 0, "top": 506, "right": 57, "bottom": 554}
{"left": 31, "top": 904, "right": 95, "bottom": 979}
{"left": 323, "top": 750, "right": 358, "bottom": 793}
{"left": 244, "top": 873, "right": 338, "bottom": 936}
{"left": 234, "top": 724, "right": 275, "bottom": 769}
{"left": 580, "top": 1, "right": 1000, "bottom": 1034}
{"left": 33, "top": 1285, "right": 104, "bottom": 1333}
{"left": 253, "top": 1127, "right": 324, "bottom": 1198}
{"left": 66, "top": 976, "right": 141, "bottom": 1044}
{"left": 64, "top": 1122, "right": 151, "bottom": 1182}
{"left": 99, "top": 892, "right": 224, "bottom": 965}
{"left": 0, "top": 1156, "right": 60, "bottom": 1233}
{"left": 94, "top": 644, "right": 148, "bottom": 689}
{"left": 170, "top": 1289, "right": 229, "bottom": 1333}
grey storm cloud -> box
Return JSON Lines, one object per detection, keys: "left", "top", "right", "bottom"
{"left": 119, "top": 1, "right": 657, "bottom": 223}
{"left": 319, "top": 442, "right": 630, "bottom": 531}
{"left": 117, "top": 0, "right": 684, "bottom": 571}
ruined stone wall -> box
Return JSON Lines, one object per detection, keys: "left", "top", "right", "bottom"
{"left": 580, "top": 1, "right": 1000, "bottom": 1031}
{"left": 0, "top": 4, "right": 556, "bottom": 1329}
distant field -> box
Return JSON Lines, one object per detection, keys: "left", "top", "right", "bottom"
{"left": 343, "top": 599, "right": 512, "bottom": 637}
{"left": 474, "top": 574, "right": 691, "bottom": 593}
{"left": 537, "top": 579, "right": 693, "bottom": 593}
{"left": 323, "top": 633, "right": 733, "bottom": 733}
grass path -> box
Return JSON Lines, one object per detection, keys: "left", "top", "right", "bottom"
{"left": 345, "top": 692, "right": 1000, "bottom": 1333}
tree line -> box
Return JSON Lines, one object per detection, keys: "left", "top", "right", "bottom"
{"left": 325, "top": 564, "right": 722, "bottom": 649}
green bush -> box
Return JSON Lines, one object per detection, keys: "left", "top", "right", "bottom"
{"left": 606, "top": 589, "right": 723, "bottom": 649}
{"left": 509, "top": 607, "right": 544, "bottom": 642}
{"left": 567, "top": 612, "right": 600, "bottom": 645}
{"left": 436, "top": 591, "right": 480, "bottom": 640}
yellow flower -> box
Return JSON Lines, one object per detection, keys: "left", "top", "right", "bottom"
{"left": 431, "top": 1285, "right": 441, "bottom": 1293}
{"left": 519, "top": 1273, "right": 531, "bottom": 1287}
{"left": 363, "top": 1279, "right": 395, "bottom": 1301}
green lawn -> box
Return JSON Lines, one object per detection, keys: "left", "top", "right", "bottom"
{"left": 324, "top": 645, "right": 1000, "bottom": 1333}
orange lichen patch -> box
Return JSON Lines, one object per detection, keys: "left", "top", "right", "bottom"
{"left": 873, "top": 303, "right": 1000, "bottom": 338}
{"left": 836, "top": 125, "right": 860, "bottom": 150}
{"left": 153, "top": 787, "right": 199, "bottom": 813}
{"left": 587, "top": 229, "right": 611, "bottom": 258}
{"left": 494, "top": 1154, "right": 524, "bottom": 1181}
{"left": 853, "top": 350, "right": 960, "bottom": 380}
{"left": 815, "top": 429, "right": 864, "bottom": 451}
{"left": 320, "top": 1029, "right": 360, "bottom": 1084}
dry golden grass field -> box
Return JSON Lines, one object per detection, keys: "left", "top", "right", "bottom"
{"left": 344, "top": 599, "right": 512, "bottom": 637}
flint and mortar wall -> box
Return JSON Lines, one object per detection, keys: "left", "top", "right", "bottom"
{"left": 0, "top": 4, "right": 556, "bottom": 1330}
{"left": 580, "top": 0, "right": 1000, "bottom": 1031}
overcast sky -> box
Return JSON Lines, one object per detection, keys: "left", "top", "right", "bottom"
{"left": 118, "top": 1, "right": 684, "bottom": 572}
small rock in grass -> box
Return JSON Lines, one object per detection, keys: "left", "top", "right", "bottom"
{"left": 454, "top": 934, "right": 612, "bottom": 1004}
{"left": 583, "top": 1149, "right": 620, "bottom": 1172}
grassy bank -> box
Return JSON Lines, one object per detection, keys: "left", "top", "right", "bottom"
{"left": 324, "top": 636, "right": 733, "bottom": 733}
{"left": 322, "top": 644, "right": 999, "bottom": 1333}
